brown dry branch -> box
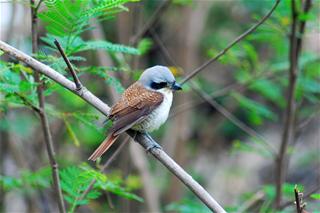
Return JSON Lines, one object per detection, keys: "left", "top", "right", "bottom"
{"left": 0, "top": 41, "right": 226, "bottom": 213}
{"left": 180, "top": 0, "right": 281, "bottom": 85}
{"left": 275, "top": 0, "right": 312, "bottom": 208}
{"left": 30, "top": 1, "right": 66, "bottom": 212}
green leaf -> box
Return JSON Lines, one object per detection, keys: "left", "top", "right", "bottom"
{"left": 0, "top": 176, "right": 22, "bottom": 191}
{"left": 105, "top": 75, "right": 125, "bottom": 94}
{"left": 59, "top": 164, "right": 142, "bottom": 212}
{"left": 249, "top": 79, "right": 284, "bottom": 107}
{"left": 80, "top": 40, "right": 140, "bottom": 55}
{"left": 0, "top": 83, "right": 19, "bottom": 93}
{"left": 232, "top": 92, "right": 277, "bottom": 124}
{"left": 0, "top": 167, "right": 51, "bottom": 191}
{"left": 63, "top": 117, "right": 80, "bottom": 147}
{"left": 39, "top": 0, "right": 90, "bottom": 37}
{"left": 99, "top": 181, "right": 144, "bottom": 202}
{"left": 310, "top": 193, "right": 320, "bottom": 200}
{"left": 83, "top": 0, "right": 130, "bottom": 18}
{"left": 39, "top": 0, "right": 131, "bottom": 38}
{"left": 282, "top": 183, "right": 303, "bottom": 199}
{"left": 137, "top": 38, "right": 153, "bottom": 55}
{"left": 263, "top": 184, "right": 275, "bottom": 200}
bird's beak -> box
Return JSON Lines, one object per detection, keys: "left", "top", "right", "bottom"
{"left": 171, "top": 82, "right": 182, "bottom": 91}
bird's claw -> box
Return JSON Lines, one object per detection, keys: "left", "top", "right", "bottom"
{"left": 146, "top": 142, "right": 162, "bottom": 153}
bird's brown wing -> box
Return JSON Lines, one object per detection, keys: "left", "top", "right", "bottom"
{"left": 109, "top": 82, "right": 163, "bottom": 135}
{"left": 88, "top": 82, "right": 163, "bottom": 161}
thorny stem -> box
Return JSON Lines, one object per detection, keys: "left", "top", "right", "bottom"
{"left": 30, "top": 1, "right": 66, "bottom": 212}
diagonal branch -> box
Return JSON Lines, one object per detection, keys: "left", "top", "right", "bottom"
{"left": 0, "top": 40, "right": 226, "bottom": 213}
{"left": 190, "top": 82, "right": 276, "bottom": 155}
{"left": 180, "top": 0, "right": 281, "bottom": 85}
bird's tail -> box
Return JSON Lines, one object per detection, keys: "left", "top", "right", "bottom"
{"left": 88, "top": 134, "right": 119, "bottom": 161}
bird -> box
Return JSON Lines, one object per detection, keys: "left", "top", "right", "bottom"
{"left": 88, "top": 65, "right": 182, "bottom": 161}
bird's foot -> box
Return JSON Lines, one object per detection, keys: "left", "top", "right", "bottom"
{"left": 146, "top": 142, "right": 162, "bottom": 153}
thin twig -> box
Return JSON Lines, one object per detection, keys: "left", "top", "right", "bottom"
{"left": 170, "top": 71, "right": 277, "bottom": 119}
{"left": 190, "top": 82, "right": 276, "bottom": 155}
{"left": 275, "top": 0, "right": 312, "bottom": 207}
{"left": 54, "top": 39, "right": 83, "bottom": 91}
{"left": 14, "top": 92, "right": 41, "bottom": 114}
{"left": 35, "top": 0, "right": 43, "bottom": 12}
{"left": 296, "top": 0, "right": 312, "bottom": 58}
{"left": 180, "top": 0, "right": 281, "bottom": 85}
{"left": 275, "top": 0, "right": 298, "bottom": 206}
{"left": 0, "top": 40, "right": 226, "bottom": 212}
{"left": 130, "top": 0, "right": 171, "bottom": 45}
{"left": 30, "top": 1, "right": 66, "bottom": 212}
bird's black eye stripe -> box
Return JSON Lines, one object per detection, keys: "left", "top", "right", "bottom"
{"left": 151, "top": 82, "right": 167, "bottom": 89}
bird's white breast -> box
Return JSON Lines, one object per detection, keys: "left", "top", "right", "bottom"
{"left": 133, "top": 88, "right": 173, "bottom": 132}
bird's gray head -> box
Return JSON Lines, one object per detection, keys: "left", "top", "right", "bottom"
{"left": 139, "top": 65, "right": 182, "bottom": 91}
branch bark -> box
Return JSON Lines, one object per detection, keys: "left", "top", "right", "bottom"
{"left": 30, "top": 1, "right": 66, "bottom": 212}
{"left": 0, "top": 41, "right": 226, "bottom": 213}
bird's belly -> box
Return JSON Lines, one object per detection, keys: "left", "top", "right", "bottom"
{"left": 133, "top": 91, "right": 172, "bottom": 132}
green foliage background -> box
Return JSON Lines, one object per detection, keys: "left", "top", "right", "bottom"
{"left": 0, "top": 0, "right": 319, "bottom": 212}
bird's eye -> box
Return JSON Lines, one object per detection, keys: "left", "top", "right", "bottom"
{"left": 150, "top": 82, "right": 167, "bottom": 90}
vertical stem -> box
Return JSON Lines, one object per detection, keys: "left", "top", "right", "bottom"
{"left": 275, "top": 0, "right": 313, "bottom": 208}
{"left": 0, "top": 124, "right": 9, "bottom": 212}
{"left": 30, "top": 1, "right": 66, "bottom": 212}
{"left": 275, "top": 0, "right": 298, "bottom": 208}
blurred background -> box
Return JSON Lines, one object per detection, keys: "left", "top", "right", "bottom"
{"left": 0, "top": 0, "right": 319, "bottom": 212}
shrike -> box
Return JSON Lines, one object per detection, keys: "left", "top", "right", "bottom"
{"left": 89, "top": 65, "right": 182, "bottom": 161}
